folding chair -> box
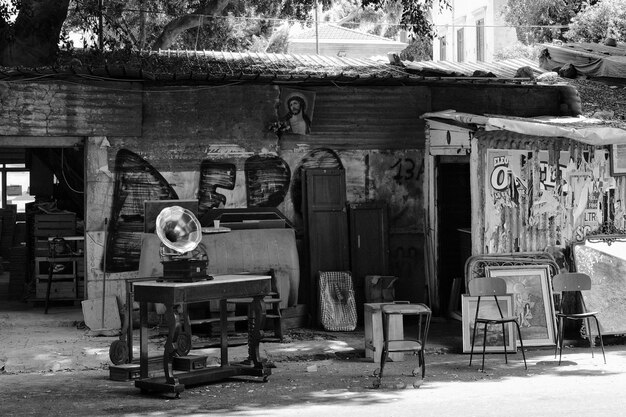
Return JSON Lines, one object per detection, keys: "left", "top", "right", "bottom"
{"left": 468, "top": 277, "right": 527, "bottom": 371}
{"left": 553, "top": 272, "right": 606, "bottom": 365}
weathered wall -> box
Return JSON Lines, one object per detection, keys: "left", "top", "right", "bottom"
{"left": 0, "top": 81, "right": 142, "bottom": 136}
{"left": 0, "top": 78, "right": 578, "bottom": 307}
{"left": 90, "top": 83, "right": 432, "bottom": 302}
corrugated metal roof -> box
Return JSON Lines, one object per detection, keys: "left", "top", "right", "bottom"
{"left": 291, "top": 23, "right": 407, "bottom": 45}
{"left": 0, "top": 49, "right": 540, "bottom": 86}
{"left": 423, "top": 110, "right": 626, "bottom": 145}
{"left": 544, "top": 41, "right": 626, "bottom": 59}
{"left": 403, "top": 58, "right": 546, "bottom": 78}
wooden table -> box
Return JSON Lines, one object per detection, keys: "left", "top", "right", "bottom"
{"left": 133, "top": 274, "right": 272, "bottom": 396}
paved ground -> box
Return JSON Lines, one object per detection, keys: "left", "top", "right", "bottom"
{"left": 0, "top": 301, "right": 625, "bottom": 416}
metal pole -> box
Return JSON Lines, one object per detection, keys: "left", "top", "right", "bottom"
{"left": 101, "top": 218, "right": 107, "bottom": 328}
{"left": 98, "top": 0, "right": 103, "bottom": 50}
{"left": 315, "top": 0, "right": 319, "bottom": 55}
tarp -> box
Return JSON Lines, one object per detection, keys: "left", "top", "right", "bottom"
{"left": 542, "top": 44, "right": 626, "bottom": 79}
{"left": 422, "top": 110, "right": 626, "bottom": 145}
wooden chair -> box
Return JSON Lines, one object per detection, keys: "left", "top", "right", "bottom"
{"left": 468, "top": 277, "right": 527, "bottom": 371}
{"left": 373, "top": 302, "right": 431, "bottom": 389}
{"left": 553, "top": 272, "right": 606, "bottom": 365}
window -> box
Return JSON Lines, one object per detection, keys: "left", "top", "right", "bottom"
{"left": 440, "top": 36, "right": 447, "bottom": 61}
{"left": 476, "top": 18, "right": 485, "bottom": 62}
{"left": 457, "top": 28, "right": 464, "bottom": 62}
{"left": 1, "top": 163, "right": 35, "bottom": 213}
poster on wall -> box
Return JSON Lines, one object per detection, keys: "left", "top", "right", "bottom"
{"left": 485, "top": 149, "right": 532, "bottom": 212}
{"left": 485, "top": 148, "right": 613, "bottom": 248}
{"left": 279, "top": 88, "right": 316, "bottom": 135}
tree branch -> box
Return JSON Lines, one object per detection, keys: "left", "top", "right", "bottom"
{"left": 150, "top": 0, "right": 232, "bottom": 51}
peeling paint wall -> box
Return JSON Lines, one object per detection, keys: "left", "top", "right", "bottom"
{"left": 476, "top": 131, "right": 626, "bottom": 254}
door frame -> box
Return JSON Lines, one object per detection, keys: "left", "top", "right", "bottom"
{"left": 424, "top": 123, "right": 477, "bottom": 315}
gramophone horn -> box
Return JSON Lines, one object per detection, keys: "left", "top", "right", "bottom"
{"left": 155, "top": 205, "right": 202, "bottom": 254}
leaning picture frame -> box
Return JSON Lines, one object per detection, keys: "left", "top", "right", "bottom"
{"left": 610, "top": 144, "right": 626, "bottom": 176}
{"left": 485, "top": 265, "right": 556, "bottom": 347}
{"left": 461, "top": 294, "right": 517, "bottom": 353}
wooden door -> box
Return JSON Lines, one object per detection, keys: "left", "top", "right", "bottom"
{"left": 349, "top": 202, "right": 389, "bottom": 322}
{"left": 302, "top": 168, "right": 349, "bottom": 325}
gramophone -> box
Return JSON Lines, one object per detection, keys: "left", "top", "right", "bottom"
{"left": 155, "top": 205, "right": 212, "bottom": 282}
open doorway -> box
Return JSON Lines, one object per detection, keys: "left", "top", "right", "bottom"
{"left": 436, "top": 157, "right": 471, "bottom": 315}
{"left": 0, "top": 145, "right": 85, "bottom": 305}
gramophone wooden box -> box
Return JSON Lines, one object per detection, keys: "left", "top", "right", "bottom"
{"left": 160, "top": 259, "right": 211, "bottom": 282}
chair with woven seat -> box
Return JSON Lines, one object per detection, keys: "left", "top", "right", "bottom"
{"left": 468, "top": 277, "right": 527, "bottom": 371}
{"left": 374, "top": 302, "right": 431, "bottom": 389}
{"left": 553, "top": 272, "right": 606, "bottom": 365}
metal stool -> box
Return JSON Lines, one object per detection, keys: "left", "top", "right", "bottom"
{"left": 374, "top": 302, "right": 431, "bottom": 388}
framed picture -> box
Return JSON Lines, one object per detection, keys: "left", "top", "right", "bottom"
{"left": 611, "top": 144, "right": 626, "bottom": 176}
{"left": 461, "top": 294, "right": 517, "bottom": 353}
{"left": 279, "top": 87, "right": 316, "bottom": 135}
{"left": 486, "top": 265, "right": 556, "bottom": 347}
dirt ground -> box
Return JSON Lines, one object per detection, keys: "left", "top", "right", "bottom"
{"left": 0, "top": 328, "right": 623, "bottom": 417}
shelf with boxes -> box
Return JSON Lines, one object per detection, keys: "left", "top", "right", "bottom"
{"left": 29, "top": 211, "right": 85, "bottom": 303}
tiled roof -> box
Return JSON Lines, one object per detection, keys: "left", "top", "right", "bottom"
{"left": 291, "top": 23, "right": 407, "bottom": 45}
{"left": 0, "top": 49, "right": 540, "bottom": 86}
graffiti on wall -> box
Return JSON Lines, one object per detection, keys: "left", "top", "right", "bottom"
{"left": 245, "top": 155, "right": 291, "bottom": 207}
{"left": 106, "top": 147, "right": 421, "bottom": 273}
{"left": 106, "top": 148, "right": 345, "bottom": 272}
{"left": 390, "top": 156, "right": 422, "bottom": 184}
{"left": 107, "top": 149, "right": 178, "bottom": 272}
{"left": 198, "top": 161, "right": 236, "bottom": 217}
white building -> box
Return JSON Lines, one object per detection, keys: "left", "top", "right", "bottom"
{"left": 431, "top": 0, "right": 518, "bottom": 62}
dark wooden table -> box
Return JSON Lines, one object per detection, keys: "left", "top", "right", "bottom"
{"left": 132, "top": 274, "right": 272, "bottom": 396}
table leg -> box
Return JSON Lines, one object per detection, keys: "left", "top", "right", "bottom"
{"left": 163, "top": 304, "right": 179, "bottom": 385}
{"left": 220, "top": 299, "right": 229, "bottom": 365}
{"left": 139, "top": 301, "right": 148, "bottom": 379}
{"left": 248, "top": 295, "right": 264, "bottom": 367}
{"left": 126, "top": 282, "right": 134, "bottom": 363}
{"left": 44, "top": 260, "right": 54, "bottom": 314}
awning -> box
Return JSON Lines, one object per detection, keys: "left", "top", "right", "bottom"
{"left": 422, "top": 110, "right": 626, "bottom": 145}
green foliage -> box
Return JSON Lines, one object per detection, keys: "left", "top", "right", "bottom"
{"left": 502, "top": 0, "right": 587, "bottom": 44}
{"left": 565, "top": 0, "right": 626, "bottom": 43}
{"left": 362, "top": 0, "right": 450, "bottom": 39}
{"left": 398, "top": 36, "right": 432, "bottom": 61}
{"left": 0, "top": 0, "right": 450, "bottom": 63}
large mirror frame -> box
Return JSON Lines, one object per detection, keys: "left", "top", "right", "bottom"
{"left": 572, "top": 228, "right": 626, "bottom": 337}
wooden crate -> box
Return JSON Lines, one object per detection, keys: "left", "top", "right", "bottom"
{"left": 281, "top": 304, "right": 308, "bottom": 329}
{"left": 34, "top": 257, "right": 76, "bottom": 278}
{"left": 33, "top": 213, "right": 76, "bottom": 237}
{"left": 364, "top": 303, "right": 405, "bottom": 363}
{"left": 35, "top": 278, "right": 76, "bottom": 299}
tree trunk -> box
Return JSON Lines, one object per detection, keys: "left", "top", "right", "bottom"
{"left": 150, "top": 0, "right": 232, "bottom": 51}
{"left": 0, "top": 0, "right": 70, "bottom": 67}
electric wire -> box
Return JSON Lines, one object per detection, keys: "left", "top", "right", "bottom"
{"left": 61, "top": 148, "right": 84, "bottom": 194}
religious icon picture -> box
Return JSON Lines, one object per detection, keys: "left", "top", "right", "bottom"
{"left": 279, "top": 88, "right": 316, "bottom": 135}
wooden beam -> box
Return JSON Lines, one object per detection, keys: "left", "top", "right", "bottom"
{"left": 0, "top": 136, "right": 84, "bottom": 147}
